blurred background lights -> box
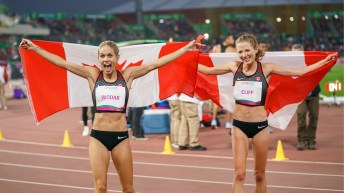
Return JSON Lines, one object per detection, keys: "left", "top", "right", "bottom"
{"left": 203, "top": 33, "right": 209, "bottom": 40}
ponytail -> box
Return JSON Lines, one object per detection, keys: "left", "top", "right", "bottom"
{"left": 256, "top": 49, "right": 265, "bottom": 61}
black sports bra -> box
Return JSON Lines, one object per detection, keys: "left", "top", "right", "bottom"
{"left": 233, "top": 62, "right": 268, "bottom": 106}
{"left": 92, "top": 71, "right": 129, "bottom": 113}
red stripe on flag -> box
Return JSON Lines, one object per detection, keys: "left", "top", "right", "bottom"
{"left": 20, "top": 40, "right": 69, "bottom": 123}
{"left": 157, "top": 42, "right": 199, "bottom": 99}
{"left": 265, "top": 51, "right": 337, "bottom": 115}
{"left": 195, "top": 54, "right": 221, "bottom": 106}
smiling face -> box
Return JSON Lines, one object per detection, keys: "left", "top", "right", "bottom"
{"left": 98, "top": 41, "right": 119, "bottom": 75}
{"left": 236, "top": 41, "right": 258, "bottom": 65}
{"left": 235, "top": 34, "right": 264, "bottom": 63}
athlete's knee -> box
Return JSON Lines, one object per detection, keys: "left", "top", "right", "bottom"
{"left": 254, "top": 170, "right": 266, "bottom": 183}
{"left": 234, "top": 170, "right": 246, "bottom": 182}
{"left": 94, "top": 181, "right": 107, "bottom": 193}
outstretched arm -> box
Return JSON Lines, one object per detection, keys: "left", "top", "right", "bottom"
{"left": 198, "top": 64, "right": 230, "bottom": 75}
{"left": 125, "top": 40, "right": 204, "bottom": 80}
{"left": 20, "top": 39, "right": 93, "bottom": 79}
{"left": 267, "top": 53, "right": 337, "bottom": 77}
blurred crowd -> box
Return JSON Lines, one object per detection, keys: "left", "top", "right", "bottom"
{"left": 0, "top": 13, "right": 343, "bottom": 65}
{"left": 223, "top": 17, "right": 343, "bottom": 55}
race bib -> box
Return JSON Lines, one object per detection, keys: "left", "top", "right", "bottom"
{"left": 96, "top": 86, "right": 125, "bottom": 111}
{"left": 234, "top": 81, "right": 262, "bottom": 105}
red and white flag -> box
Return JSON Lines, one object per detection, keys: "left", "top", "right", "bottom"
{"left": 19, "top": 40, "right": 199, "bottom": 123}
{"left": 195, "top": 51, "right": 338, "bottom": 130}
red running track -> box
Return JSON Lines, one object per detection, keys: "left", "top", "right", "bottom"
{"left": 0, "top": 99, "right": 343, "bottom": 193}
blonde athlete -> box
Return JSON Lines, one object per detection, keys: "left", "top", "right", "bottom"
{"left": 198, "top": 34, "right": 336, "bottom": 193}
{"left": 21, "top": 39, "right": 203, "bottom": 193}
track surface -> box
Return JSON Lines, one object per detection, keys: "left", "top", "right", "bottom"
{"left": 0, "top": 99, "right": 343, "bottom": 193}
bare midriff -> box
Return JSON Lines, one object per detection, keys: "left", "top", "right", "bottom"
{"left": 233, "top": 104, "right": 267, "bottom": 122}
{"left": 92, "top": 113, "right": 128, "bottom": 131}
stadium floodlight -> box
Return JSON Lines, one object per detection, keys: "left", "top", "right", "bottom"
{"left": 203, "top": 33, "right": 209, "bottom": 40}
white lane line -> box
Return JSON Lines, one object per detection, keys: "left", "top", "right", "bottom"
{"left": 0, "top": 149, "right": 89, "bottom": 160}
{"left": 135, "top": 162, "right": 344, "bottom": 178}
{"left": 0, "top": 178, "right": 121, "bottom": 192}
{"left": 0, "top": 149, "right": 343, "bottom": 178}
{"left": 2, "top": 139, "right": 343, "bottom": 166}
{"left": 0, "top": 162, "right": 342, "bottom": 192}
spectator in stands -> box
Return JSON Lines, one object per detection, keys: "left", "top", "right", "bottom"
{"left": 292, "top": 43, "right": 320, "bottom": 150}
{"left": 198, "top": 33, "right": 336, "bottom": 193}
{"left": 21, "top": 38, "right": 203, "bottom": 193}
{"left": 211, "top": 33, "right": 236, "bottom": 130}
{"left": 178, "top": 94, "right": 207, "bottom": 151}
{"left": 259, "top": 42, "right": 269, "bottom": 52}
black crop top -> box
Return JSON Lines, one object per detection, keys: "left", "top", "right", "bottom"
{"left": 232, "top": 62, "right": 268, "bottom": 106}
{"left": 92, "top": 71, "right": 129, "bottom": 113}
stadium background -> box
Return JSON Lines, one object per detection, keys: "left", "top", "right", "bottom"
{"left": 0, "top": 0, "right": 343, "bottom": 97}
{"left": 0, "top": 1, "right": 343, "bottom": 193}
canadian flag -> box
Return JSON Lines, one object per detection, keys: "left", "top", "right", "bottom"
{"left": 19, "top": 40, "right": 199, "bottom": 123}
{"left": 195, "top": 51, "right": 338, "bottom": 130}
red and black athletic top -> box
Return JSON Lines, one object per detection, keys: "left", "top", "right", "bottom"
{"left": 92, "top": 71, "right": 129, "bottom": 113}
{"left": 232, "top": 62, "right": 268, "bottom": 106}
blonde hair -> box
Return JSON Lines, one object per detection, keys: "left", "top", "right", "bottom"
{"left": 235, "top": 34, "right": 265, "bottom": 61}
{"left": 98, "top": 40, "right": 119, "bottom": 55}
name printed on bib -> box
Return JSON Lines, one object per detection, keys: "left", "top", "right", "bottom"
{"left": 234, "top": 81, "right": 262, "bottom": 104}
{"left": 96, "top": 86, "right": 125, "bottom": 111}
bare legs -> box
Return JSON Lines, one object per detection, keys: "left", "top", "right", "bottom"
{"left": 252, "top": 128, "right": 269, "bottom": 193}
{"left": 232, "top": 127, "right": 249, "bottom": 193}
{"left": 89, "top": 138, "right": 135, "bottom": 193}
{"left": 232, "top": 127, "right": 269, "bottom": 193}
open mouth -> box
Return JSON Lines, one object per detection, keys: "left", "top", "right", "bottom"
{"left": 104, "top": 64, "right": 112, "bottom": 71}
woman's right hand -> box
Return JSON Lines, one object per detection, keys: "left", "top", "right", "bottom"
{"left": 323, "top": 53, "right": 337, "bottom": 63}
{"left": 20, "top": 39, "right": 39, "bottom": 50}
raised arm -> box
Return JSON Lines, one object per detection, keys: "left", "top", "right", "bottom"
{"left": 20, "top": 39, "right": 93, "bottom": 79}
{"left": 124, "top": 40, "right": 204, "bottom": 80}
{"left": 267, "top": 53, "right": 337, "bottom": 77}
{"left": 198, "top": 61, "right": 238, "bottom": 75}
